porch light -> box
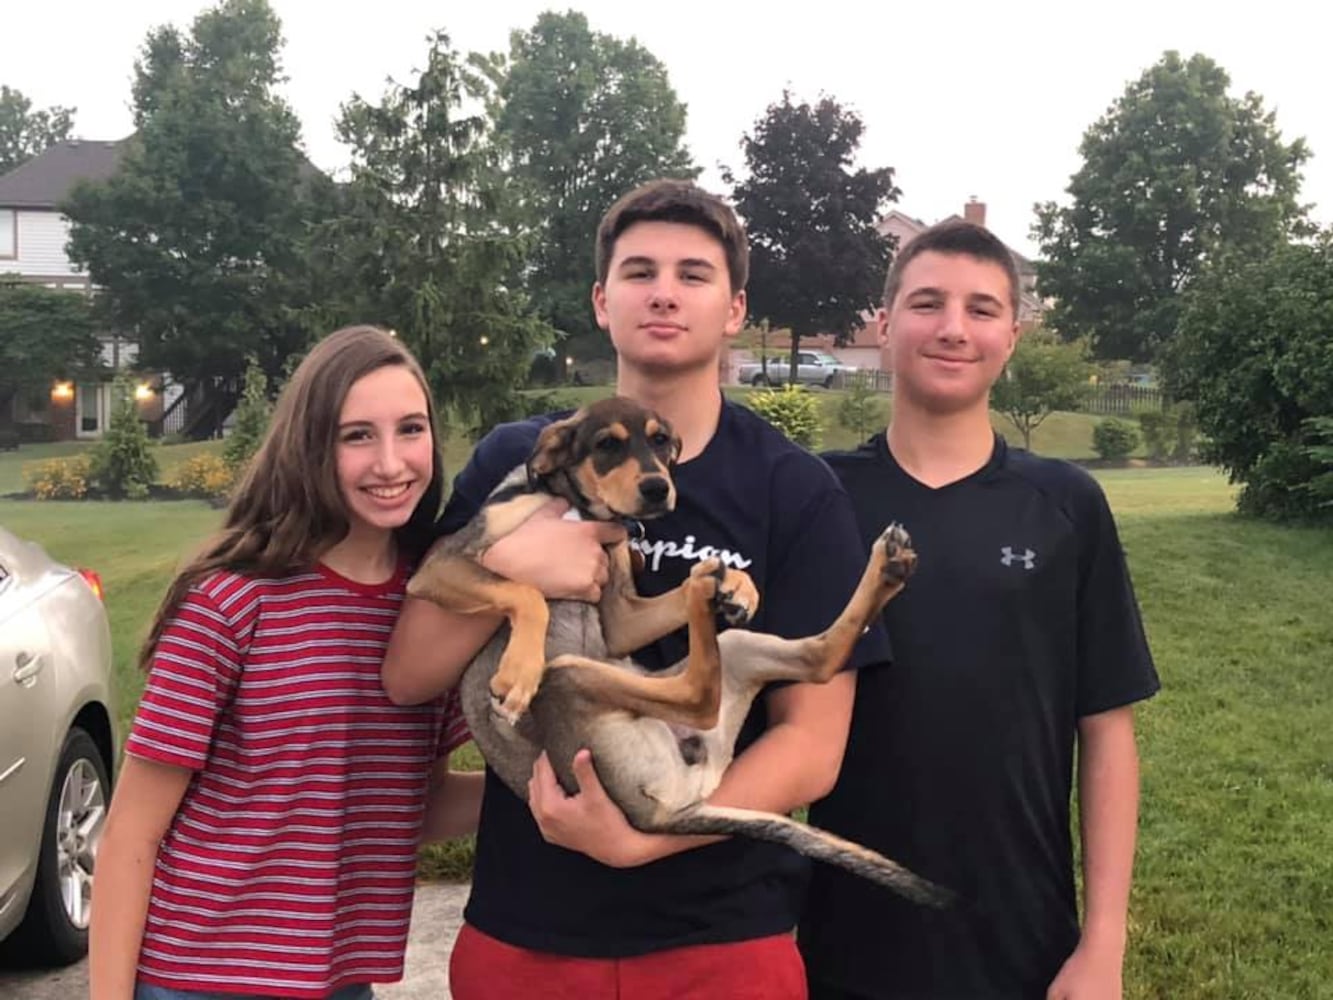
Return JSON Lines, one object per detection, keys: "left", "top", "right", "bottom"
{"left": 134, "top": 382, "right": 154, "bottom": 401}
{"left": 51, "top": 381, "right": 74, "bottom": 401}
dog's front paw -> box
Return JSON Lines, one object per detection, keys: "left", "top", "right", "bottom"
{"left": 875, "top": 523, "right": 918, "bottom": 587}
{"left": 489, "top": 662, "right": 541, "bottom": 726}
{"left": 690, "top": 559, "right": 759, "bottom": 625}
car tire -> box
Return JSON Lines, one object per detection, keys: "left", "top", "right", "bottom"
{"left": 8, "top": 727, "right": 109, "bottom": 966}
{"left": 752, "top": 374, "right": 771, "bottom": 387}
{"left": 823, "top": 375, "right": 836, "bottom": 389}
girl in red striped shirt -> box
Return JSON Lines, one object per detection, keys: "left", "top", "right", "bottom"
{"left": 91, "top": 326, "right": 476, "bottom": 1000}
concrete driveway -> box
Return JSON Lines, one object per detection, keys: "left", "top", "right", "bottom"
{"left": 0, "top": 881, "right": 470, "bottom": 999}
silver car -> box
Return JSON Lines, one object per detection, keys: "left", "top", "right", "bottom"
{"left": 0, "top": 525, "right": 115, "bottom": 965}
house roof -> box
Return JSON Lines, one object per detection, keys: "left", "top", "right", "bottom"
{"left": 0, "top": 139, "right": 129, "bottom": 208}
{"left": 879, "top": 204, "right": 1035, "bottom": 270}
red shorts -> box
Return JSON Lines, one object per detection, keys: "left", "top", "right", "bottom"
{"left": 449, "top": 922, "right": 808, "bottom": 1000}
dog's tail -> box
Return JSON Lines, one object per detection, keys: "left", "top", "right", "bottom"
{"left": 655, "top": 804, "right": 952, "bottom": 907}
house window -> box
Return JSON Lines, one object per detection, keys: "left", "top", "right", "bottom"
{"left": 0, "top": 210, "right": 15, "bottom": 258}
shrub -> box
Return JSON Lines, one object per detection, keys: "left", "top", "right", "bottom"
{"left": 167, "top": 453, "right": 235, "bottom": 500}
{"left": 836, "top": 379, "right": 884, "bottom": 440}
{"left": 1137, "top": 409, "right": 1171, "bottom": 461}
{"left": 1139, "top": 402, "right": 1200, "bottom": 463}
{"left": 89, "top": 377, "right": 159, "bottom": 498}
{"left": 1093, "top": 418, "right": 1140, "bottom": 462}
{"left": 746, "top": 383, "right": 821, "bottom": 449}
{"left": 24, "top": 455, "right": 93, "bottom": 500}
{"left": 223, "top": 358, "right": 271, "bottom": 475}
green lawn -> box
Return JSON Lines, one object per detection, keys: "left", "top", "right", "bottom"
{"left": 2, "top": 444, "right": 1330, "bottom": 996}
{"left": 546, "top": 384, "right": 1112, "bottom": 459}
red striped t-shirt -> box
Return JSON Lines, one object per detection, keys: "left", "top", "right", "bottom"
{"left": 126, "top": 561, "right": 469, "bottom": 997}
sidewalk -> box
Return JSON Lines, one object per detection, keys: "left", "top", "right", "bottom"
{"left": 380, "top": 881, "right": 470, "bottom": 1000}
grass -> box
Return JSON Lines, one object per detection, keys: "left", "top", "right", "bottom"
{"left": 543, "top": 383, "right": 1113, "bottom": 459}
{"left": 2, "top": 424, "right": 1331, "bottom": 997}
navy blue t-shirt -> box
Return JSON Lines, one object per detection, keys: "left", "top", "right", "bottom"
{"left": 438, "top": 397, "right": 890, "bottom": 957}
{"left": 801, "top": 432, "right": 1160, "bottom": 999}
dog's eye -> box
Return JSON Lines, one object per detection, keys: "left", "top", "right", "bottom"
{"left": 595, "top": 436, "right": 622, "bottom": 453}
{"left": 650, "top": 432, "right": 672, "bottom": 448}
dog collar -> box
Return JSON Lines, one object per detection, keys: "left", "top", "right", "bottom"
{"left": 619, "top": 517, "right": 646, "bottom": 541}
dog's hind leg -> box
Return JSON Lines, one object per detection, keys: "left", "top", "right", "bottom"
{"left": 723, "top": 523, "right": 917, "bottom": 689}
{"left": 547, "top": 558, "right": 757, "bottom": 729}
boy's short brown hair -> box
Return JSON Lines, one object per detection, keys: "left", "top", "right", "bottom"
{"left": 883, "top": 219, "right": 1020, "bottom": 318}
{"left": 595, "top": 179, "right": 749, "bottom": 293}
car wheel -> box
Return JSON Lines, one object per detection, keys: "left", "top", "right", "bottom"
{"left": 752, "top": 374, "right": 770, "bottom": 387}
{"left": 9, "top": 727, "right": 109, "bottom": 966}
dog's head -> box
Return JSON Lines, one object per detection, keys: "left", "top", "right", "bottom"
{"left": 527, "top": 396, "right": 681, "bottom": 522}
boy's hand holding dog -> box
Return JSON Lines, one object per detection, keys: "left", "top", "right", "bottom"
{"left": 482, "top": 499, "right": 626, "bottom": 603}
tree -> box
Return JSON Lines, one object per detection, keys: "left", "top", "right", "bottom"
{"left": 1162, "top": 235, "right": 1333, "bottom": 522}
{"left": 491, "top": 11, "right": 697, "bottom": 360}
{"left": 0, "top": 85, "right": 74, "bottom": 174}
{"left": 222, "top": 356, "right": 270, "bottom": 474}
{"left": 64, "top": 0, "right": 325, "bottom": 429}
{"left": 991, "top": 329, "right": 1092, "bottom": 450}
{"left": 90, "top": 375, "right": 159, "bottom": 499}
{"left": 0, "top": 281, "right": 100, "bottom": 424}
{"left": 1035, "top": 51, "right": 1309, "bottom": 363}
{"left": 331, "top": 31, "right": 553, "bottom": 434}
{"left": 726, "top": 91, "right": 898, "bottom": 377}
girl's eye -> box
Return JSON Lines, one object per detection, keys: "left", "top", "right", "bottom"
{"left": 341, "top": 429, "right": 371, "bottom": 443}
{"left": 401, "top": 421, "right": 427, "bottom": 436}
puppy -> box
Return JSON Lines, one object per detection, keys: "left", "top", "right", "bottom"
{"left": 408, "top": 396, "right": 948, "bottom": 904}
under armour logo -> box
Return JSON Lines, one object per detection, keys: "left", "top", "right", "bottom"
{"left": 1000, "top": 546, "right": 1036, "bottom": 570}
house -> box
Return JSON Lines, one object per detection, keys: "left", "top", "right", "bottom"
{"left": 0, "top": 138, "right": 179, "bottom": 441}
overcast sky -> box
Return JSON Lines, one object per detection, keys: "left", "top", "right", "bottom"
{"left": 8, "top": 0, "right": 1328, "bottom": 256}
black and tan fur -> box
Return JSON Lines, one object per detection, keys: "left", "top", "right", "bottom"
{"left": 408, "top": 396, "right": 949, "bottom": 904}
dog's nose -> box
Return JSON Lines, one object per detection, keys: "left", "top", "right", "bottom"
{"left": 639, "top": 477, "right": 670, "bottom": 505}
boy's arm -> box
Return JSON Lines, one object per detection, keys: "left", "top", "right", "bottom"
{"left": 1046, "top": 704, "right": 1140, "bottom": 1000}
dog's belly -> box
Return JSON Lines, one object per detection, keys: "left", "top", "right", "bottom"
{"left": 582, "top": 714, "right": 724, "bottom": 826}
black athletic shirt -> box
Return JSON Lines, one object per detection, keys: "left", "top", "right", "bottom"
{"left": 801, "top": 432, "right": 1160, "bottom": 999}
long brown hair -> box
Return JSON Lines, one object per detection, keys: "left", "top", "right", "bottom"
{"left": 140, "top": 325, "right": 444, "bottom": 668}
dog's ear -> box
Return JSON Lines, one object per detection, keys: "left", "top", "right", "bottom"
{"left": 528, "top": 414, "right": 581, "bottom": 480}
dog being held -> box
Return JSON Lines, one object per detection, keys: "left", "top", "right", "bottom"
{"left": 407, "top": 395, "right": 949, "bottom": 905}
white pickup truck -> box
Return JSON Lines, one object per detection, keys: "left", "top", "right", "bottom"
{"left": 736, "top": 350, "right": 857, "bottom": 388}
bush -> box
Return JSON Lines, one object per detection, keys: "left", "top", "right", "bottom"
{"left": 1164, "top": 236, "right": 1333, "bottom": 521}
{"left": 24, "top": 455, "right": 93, "bottom": 500}
{"left": 223, "top": 358, "right": 271, "bottom": 475}
{"left": 1171, "top": 402, "right": 1199, "bottom": 463}
{"left": 1139, "top": 402, "right": 1200, "bottom": 463}
{"left": 1093, "top": 418, "right": 1140, "bottom": 461}
{"left": 746, "top": 383, "right": 821, "bottom": 449}
{"left": 469, "top": 389, "right": 578, "bottom": 441}
{"left": 167, "top": 453, "right": 235, "bottom": 500}
{"left": 836, "top": 379, "right": 884, "bottom": 440}
{"left": 1300, "top": 416, "right": 1333, "bottom": 510}
{"left": 1137, "top": 409, "right": 1171, "bottom": 461}
{"left": 89, "top": 377, "right": 159, "bottom": 499}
